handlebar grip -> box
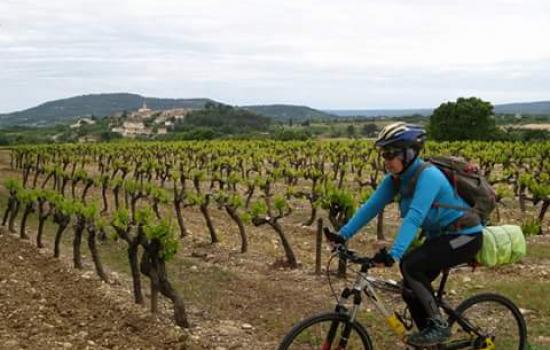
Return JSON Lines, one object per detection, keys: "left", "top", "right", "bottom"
{"left": 324, "top": 228, "right": 345, "bottom": 245}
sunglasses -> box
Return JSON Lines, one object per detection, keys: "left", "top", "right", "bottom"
{"left": 380, "top": 149, "right": 401, "bottom": 160}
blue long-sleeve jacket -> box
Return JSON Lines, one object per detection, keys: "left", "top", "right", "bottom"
{"left": 339, "top": 157, "right": 483, "bottom": 260}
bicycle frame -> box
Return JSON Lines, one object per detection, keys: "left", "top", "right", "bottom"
{"left": 335, "top": 266, "right": 495, "bottom": 350}
{"left": 336, "top": 264, "right": 406, "bottom": 337}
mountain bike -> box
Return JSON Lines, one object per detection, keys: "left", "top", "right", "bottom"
{"left": 278, "top": 243, "right": 527, "bottom": 350}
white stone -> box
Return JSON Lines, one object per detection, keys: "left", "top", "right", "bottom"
{"left": 519, "top": 308, "right": 534, "bottom": 315}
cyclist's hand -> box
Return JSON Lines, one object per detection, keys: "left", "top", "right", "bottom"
{"left": 323, "top": 228, "right": 346, "bottom": 252}
{"left": 372, "top": 248, "right": 395, "bottom": 267}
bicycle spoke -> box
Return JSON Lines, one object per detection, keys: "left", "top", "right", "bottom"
{"left": 451, "top": 298, "right": 524, "bottom": 349}
{"left": 280, "top": 314, "right": 371, "bottom": 350}
{"left": 289, "top": 321, "right": 364, "bottom": 349}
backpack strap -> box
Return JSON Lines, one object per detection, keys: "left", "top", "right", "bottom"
{"left": 442, "top": 210, "right": 482, "bottom": 232}
{"left": 394, "top": 161, "right": 483, "bottom": 231}
{"left": 405, "top": 162, "right": 480, "bottom": 215}
{"left": 432, "top": 202, "right": 475, "bottom": 212}
{"left": 401, "top": 162, "right": 432, "bottom": 198}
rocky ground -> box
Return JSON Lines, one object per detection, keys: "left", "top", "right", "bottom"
{"left": 0, "top": 229, "right": 184, "bottom": 349}
{"left": 0, "top": 230, "right": 269, "bottom": 350}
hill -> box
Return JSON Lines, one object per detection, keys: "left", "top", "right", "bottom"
{"left": 326, "top": 108, "right": 432, "bottom": 117}
{"left": 244, "top": 104, "right": 334, "bottom": 122}
{"left": 493, "top": 101, "right": 550, "bottom": 115}
{"left": 2, "top": 94, "right": 549, "bottom": 128}
{"left": 328, "top": 101, "right": 550, "bottom": 118}
{"left": 175, "top": 103, "right": 272, "bottom": 136}
{"left": 0, "top": 96, "right": 334, "bottom": 127}
{"left": 0, "top": 93, "right": 215, "bottom": 127}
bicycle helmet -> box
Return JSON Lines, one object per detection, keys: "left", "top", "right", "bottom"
{"left": 375, "top": 122, "right": 426, "bottom": 150}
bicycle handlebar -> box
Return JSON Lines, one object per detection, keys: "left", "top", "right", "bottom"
{"left": 334, "top": 245, "right": 375, "bottom": 268}
{"left": 323, "top": 227, "right": 375, "bottom": 268}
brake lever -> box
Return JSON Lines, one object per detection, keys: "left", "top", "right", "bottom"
{"left": 337, "top": 246, "right": 357, "bottom": 260}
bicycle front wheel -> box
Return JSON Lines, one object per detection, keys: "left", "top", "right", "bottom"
{"left": 450, "top": 293, "right": 527, "bottom": 350}
{"left": 278, "top": 312, "right": 373, "bottom": 350}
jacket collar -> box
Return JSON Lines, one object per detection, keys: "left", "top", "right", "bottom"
{"left": 395, "top": 157, "right": 423, "bottom": 183}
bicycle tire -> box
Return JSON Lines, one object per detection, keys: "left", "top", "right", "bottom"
{"left": 450, "top": 293, "right": 527, "bottom": 350}
{"left": 277, "top": 312, "right": 373, "bottom": 350}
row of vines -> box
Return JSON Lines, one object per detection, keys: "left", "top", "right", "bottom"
{"left": 1, "top": 140, "right": 549, "bottom": 326}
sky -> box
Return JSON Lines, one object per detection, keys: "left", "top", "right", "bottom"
{"left": 1, "top": 0, "right": 549, "bottom": 113}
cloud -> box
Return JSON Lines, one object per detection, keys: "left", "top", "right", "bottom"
{"left": 1, "top": 0, "right": 549, "bottom": 112}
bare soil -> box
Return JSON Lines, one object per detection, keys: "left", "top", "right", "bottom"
{"left": 0, "top": 231, "right": 188, "bottom": 350}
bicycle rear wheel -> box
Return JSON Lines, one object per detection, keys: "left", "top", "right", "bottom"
{"left": 449, "top": 293, "right": 527, "bottom": 350}
{"left": 278, "top": 312, "right": 373, "bottom": 350}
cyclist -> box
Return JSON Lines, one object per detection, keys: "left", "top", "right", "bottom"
{"left": 330, "top": 122, "right": 484, "bottom": 347}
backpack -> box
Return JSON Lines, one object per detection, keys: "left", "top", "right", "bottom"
{"left": 476, "top": 225, "right": 526, "bottom": 267}
{"left": 396, "top": 156, "right": 497, "bottom": 226}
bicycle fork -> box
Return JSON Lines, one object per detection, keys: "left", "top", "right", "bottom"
{"left": 321, "top": 289, "right": 359, "bottom": 350}
{"left": 322, "top": 266, "right": 369, "bottom": 350}
{"left": 323, "top": 270, "right": 407, "bottom": 349}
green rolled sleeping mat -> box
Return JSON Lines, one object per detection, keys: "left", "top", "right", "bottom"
{"left": 476, "top": 225, "right": 527, "bottom": 267}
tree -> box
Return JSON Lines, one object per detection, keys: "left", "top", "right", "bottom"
{"left": 361, "top": 123, "right": 378, "bottom": 137}
{"left": 429, "top": 97, "right": 497, "bottom": 141}
{"left": 346, "top": 124, "right": 356, "bottom": 138}
{"left": 100, "top": 131, "right": 122, "bottom": 141}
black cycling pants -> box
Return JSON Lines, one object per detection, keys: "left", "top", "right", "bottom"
{"left": 399, "top": 233, "right": 483, "bottom": 330}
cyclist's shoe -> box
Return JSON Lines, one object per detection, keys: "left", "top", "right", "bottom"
{"left": 406, "top": 318, "right": 451, "bottom": 347}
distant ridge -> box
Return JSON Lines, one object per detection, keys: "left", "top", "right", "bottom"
{"left": 0, "top": 93, "right": 215, "bottom": 126}
{"left": 326, "top": 108, "right": 432, "bottom": 117}
{"left": 244, "top": 104, "right": 334, "bottom": 122}
{"left": 1, "top": 93, "right": 549, "bottom": 127}
{"left": 493, "top": 101, "right": 550, "bottom": 114}
{"left": 327, "top": 100, "right": 550, "bottom": 118}
{"left": 0, "top": 94, "right": 334, "bottom": 127}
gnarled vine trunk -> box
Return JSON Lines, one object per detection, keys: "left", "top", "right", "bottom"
{"left": 72, "top": 216, "right": 86, "bottom": 269}
{"left": 225, "top": 206, "right": 248, "bottom": 253}
{"left": 140, "top": 239, "right": 189, "bottom": 327}
{"left": 87, "top": 225, "right": 109, "bottom": 282}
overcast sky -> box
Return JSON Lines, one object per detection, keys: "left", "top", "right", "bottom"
{"left": 1, "top": 0, "right": 549, "bottom": 113}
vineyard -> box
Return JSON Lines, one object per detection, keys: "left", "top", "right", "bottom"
{"left": 0, "top": 140, "right": 549, "bottom": 349}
